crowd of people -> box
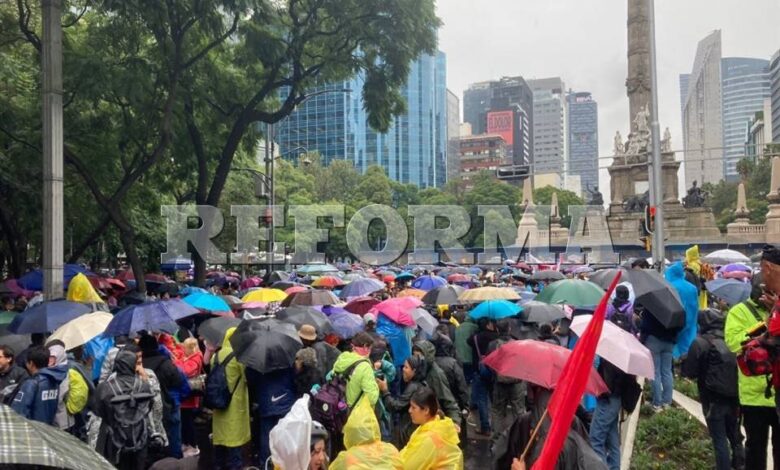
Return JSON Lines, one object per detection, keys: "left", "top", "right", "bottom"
{"left": 1, "top": 244, "right": 779, "bottom": 470}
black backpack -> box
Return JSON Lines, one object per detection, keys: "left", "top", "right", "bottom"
{"left": 106, "top": 376, "right": 154, "bottom": 455}
{"left": 610, "top": 303, "right": 634, "bottom": 333}
{"left": 703, "top": 336, "right": 739, "bottom": 399}
{"left": 204, "top": 351, "right": 242, "bottom": 410}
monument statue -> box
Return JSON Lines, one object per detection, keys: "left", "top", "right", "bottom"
{"left": 613, "top": 131, "right": 625, "bottom": 162}
{"left": 623, "top": 190, "right": 650, "bottom": 212}
{"left": 661, "top": 127, "right": 672, "bottom": 153}
{"left": 682, "top": 180, "right": 708, "bottom": 208}
{"left": 586, "top": 185, "right": 604, "bottom": 206}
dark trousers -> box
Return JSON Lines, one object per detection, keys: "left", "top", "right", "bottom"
{"left": 703, "top": 400, "right": 744, "bottom": 470}
{"left": 181, "top": 408, "right": 197, "bottom": 447}
{"left": 214, "top": 445, "right": 242, "bottom": 470}
{"left": 742, "top": 405, "right": 780, "bottom": 470}
{"left": 253, "top": 414, "right": 283, "bottom": 466}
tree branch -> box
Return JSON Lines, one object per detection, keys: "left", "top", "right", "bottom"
{"left": 181, "top": 13, "right": 239, "bottom": 70}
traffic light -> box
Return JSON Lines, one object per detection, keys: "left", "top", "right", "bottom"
{"left": 639, "top": 235, "right": 652, "bottom": 252}
{"left": 644, "top": 205, "right": 656, "bottom": 234}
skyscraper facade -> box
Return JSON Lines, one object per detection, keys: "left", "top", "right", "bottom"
{"left": 682, "top": 30, "right": 723, "bottom": 187}
{"left": 721, "top": 57, "right": 770, "bottom": 180}
{"left": 679, "top": 74, "right": 690, "bottom": 148}
{"left": 528, "top": 78, "right": 567, "bottom": 175}
{"left": 567, "top": 91, "right": 598, "bottom": 197}
{"left": 276, "top": 52, "right": 449, "bottom": 188}
{"left": 462, "top": 76, "right": 534, "bottom": 166}
{"left": 446, "top": 89, "right": 461, "bottom": 183}
{"left": 770, "top": 49, "right": 780, "bottom": 143}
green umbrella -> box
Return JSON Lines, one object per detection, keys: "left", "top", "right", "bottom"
{"left": 0, "top": 311, "right": 16, "bottom": 326}
{"left": 535, "top": 279, "right": 605, "bottom": 307}
{"left": 0, "top": 403, "right": 114, "bottom": 469}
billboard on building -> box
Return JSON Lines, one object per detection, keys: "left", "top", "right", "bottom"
{"left": 486, "top": 110, "right": 515, "bottom": 146}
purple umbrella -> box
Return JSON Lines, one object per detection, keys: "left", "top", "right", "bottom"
{"left": 104, "top": 299, "right": 200, "bottom": 336}
{"left": 339, "top": 278, "right": 385, "bottom": 299}
{"left": 718, "top": 263, "right": 752, "bottom": 273}
{"left": 329, "top": 311, "right": 365, "bottom": 339}
{"left": 411, "top": 274, "right": 447, "bottom": 291}
{"left": 320, "top": 305, "right": 349, "bottom": 316}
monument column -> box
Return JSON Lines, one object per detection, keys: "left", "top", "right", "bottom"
{"left": 627, "top": 0, "right": 652, "bottom": 125}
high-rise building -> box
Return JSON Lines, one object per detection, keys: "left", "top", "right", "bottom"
{"left": 770, "top": 49, "right": 780, "bottom": 142}
{"left": 276, "top": 52, "right": 449, "bottom": 188}
{"left": 679, "top": 74, "right": 690, "bottom": 148}
{"left": 567, "top": 91, "right": 598, "bottom": 197}
{"left": 682, "top": 30, "right": 723, "bottom": 187}
{"left": 462, "top": 76, "right": 533, "bottom": 166}
{"left": 721, "top": 57, "right": 770, "bottom": 180}
{"left": 458, "top": 134, "right": 508, "bottom": 189}
{"left": 446, "top": 90, "right": 460, "bottom": 183}
{"left": 528, "top": 78, "right": 567, "bottom": 175}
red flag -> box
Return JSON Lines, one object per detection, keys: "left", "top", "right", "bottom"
{"left": 531, "top": 272, "right": 622, "bottom": 470}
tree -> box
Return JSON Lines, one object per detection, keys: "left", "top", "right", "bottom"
{"left": 533, "top": 186, "right": 585, "bottom": 228}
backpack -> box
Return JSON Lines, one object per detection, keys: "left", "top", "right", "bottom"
{"left": 106, "top": 376, "right": 154, "bottom": 455}
{"left": 310, "top": 359, "right": 368, "bottom": 435}
{"left": 702, "top": 336, "right": 738, "bottom": 399}
{"left": 610, "top": 303, "right": 635, "bottom": 333}
{"left": 203, "top": 351, "right": 241, "bottom": 410}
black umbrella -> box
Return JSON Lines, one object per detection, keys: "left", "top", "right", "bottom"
{"left": 530, "top": 270, "right": 565, "bottom": 281}
{"left": 269, "top": 271, "right": 291, "bottom": 284}
{"left": 280, "top": 290, "right": 339, "bottom": 307}
{"left": 519, "top": 301, "right": 566, "bottom": 324}
{"left": 421, "top": 285, "right": 465, "bottom": 306}
{"left": 198, "top": 316, "right": 242, "bottom": 346}
{"left": 271, "top": 281, "right": 306, "bottom": 291}
{"left": 230, "top": 319, "right": 302, "bottom": 373}
{"left": 588, "top": 268, "right": 628, "bottom": 290}
{"left": 626, "top": 269, "right": 685, "bottom": 329}
{"left": 275, "top": 306, "right": 333, "bottom": 336}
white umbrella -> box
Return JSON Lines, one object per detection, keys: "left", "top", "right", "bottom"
{"left": 703, "top": 249, "right": 750, "bottom": 265}
{"left": 411, "top": 308, "right": 439, "bottom": 335}
{"left": 570, "top": 314, "right": 655, "bottom": 380}
{"left": 48, "top": 311, "right": 113, "bottom": 350}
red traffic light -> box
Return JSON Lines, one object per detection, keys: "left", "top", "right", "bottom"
{"left": 649, "top": 206, "right": 656, "bottom": 217}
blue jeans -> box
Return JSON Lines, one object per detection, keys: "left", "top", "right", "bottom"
{"left": 472, "top": 377, "right": 491, "bottom": 432}
{"left": 214, "top": 445, "right": 242, "bottom": 470}
{"left": 164, "top": 406, "right": 182, "bottom": 459}
{"left": 589, "top": 395, "right": 622, "bottom": 470}
{"left": 645, "top": 335, "right": 674, "bottom": 407}
{"left": 703, "top": 400, "right": 744, "bottom": 470}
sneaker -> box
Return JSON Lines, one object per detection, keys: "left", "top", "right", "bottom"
{"left": 652, "top": 405, "right": 664, "bottom": 413}
{"left": 466, "top": 416, "right": 477, "bottom": 427}
{"left": 183, "top": 446, "right": 200, "bottom": 458}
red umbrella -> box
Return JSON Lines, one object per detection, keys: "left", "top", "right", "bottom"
{"left": 312, "top": 276, "right": 345, "bottom": 288}
{"left": 369, "top": 297, "right": 421, "bottom": 327}
{"left": 87, "top": 276, "right": 111, "bottom": 291}
{"left": 446, "top": 273, "right": 471, "bottom": 283}
{"left": 107, "top": 278, "right": 126, "bottom": 290}
{"left": 285, "top": 285, "right": 309, "bottom": 295}
{"left": 483, "top": 340, "right": 608, "bottom": 396}
{"left": 145, "top": 273, "right": 169, "bottom": 283}
{"left": 382, "top": 274, "right": 396, "bottom": 283}
{"left": 344, "top": 296, "right": 380, "bottom": 316}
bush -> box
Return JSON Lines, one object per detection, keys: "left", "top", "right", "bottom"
{"left": 631, "top": 406, "right": 715, "bottom": 469}
{"left": 674, "top": 377, "right": 700, "bottom": 401}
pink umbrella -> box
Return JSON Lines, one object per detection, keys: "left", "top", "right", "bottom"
{"left": 483, "top": 340, "right": 608, "bottom": 396}
{"left": 285, "top": 285, "right": 309, "bottom": 295}
{"left": 722, "top": 271, "right": 752, "bottom": 280}
{"left": 570, "top": 314, "right": 655, "bottom": 379}
{"left": 344, "top": 296, "right": 380, "bottom": 316}
{"left": 241, "top": 301, "right": 268, "bottom": 310}
{"left": 240, "top": 277, "right": 262, "bottom": 289}
{"left": 369, "top": 297, "right": 421, "bottom": 327}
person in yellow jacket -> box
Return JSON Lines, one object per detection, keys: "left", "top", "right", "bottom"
{"left": 685, "top": 245, "right": 709, "bottom": 311}
{"left": 724, "top": 274, "right": 780, "bottom": 470}
{"left": 330, "top": 396, "right": 403, "bottom": 470}
{"left": 399, "top": 387, "right": 463, "bottom": 470}
{"left": 211, "top": 327, "right": 250, "bottom": 470}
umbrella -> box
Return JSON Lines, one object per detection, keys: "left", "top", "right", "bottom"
{"left": 446, "top": 273, "right": 472, "bottom": 283}
{"left": 269, "top": 271, "right": 291, "bottom": 283}
{"left": 519, "top": 301, "right": 567, "bottom": 324}
{"left": 242, "top": 288, "right": 288, "bottom": 303}
{"left": 16, "top": 264, "right": 91, "bottom": 291}
{"left": 344, "top": 297, "right": 380, "bottom": 315}
{"left": 342, "top": 273, "right": 367, "bottom": 283}
{"left": 0, "top": 310, "right": 16, "bottom": 327}
{"left": 370, "top": 298, "right": 420, "bottom": 327}
{"left": 588, "top": 268, "right": 627, "bottom": 290}
{"left": 702, "top": 249, "right": 751, "bottom": 265}
{"left": 328, "top": 311, "right": 365, "bottom": 338}
{"left": 47, "top": 311, "right": 113, "bottom": 350}
{"left": 104, "top": 300, "right": 200, "bottom": 336}
{"left": 535, "top": 279, "right": 605, "bottom": 307}
{"left": 285, "top": 285, "right": 309, "bottom": 295}
{"left": 180, "top": 286, "right": 208, "bottom": 296}
{"left": 276, "top": 306, "right": 333, "bottom": 336}
{"left": 220, "top": 295, "right": 244, "bottom": 309}
{"left": 722, "top": 271, "right": 752, "bottom": 281}
{"left": 411, "top": 275, "right": 447, "bottom": 291}
{"left": 458, "top": 286, "right": 520, "bottom": 303}
{"left": 469, "top": 300, "right": 522, "bottom": 320}
{"left": 411, "top": 308, "right": 438, "bottom": 335}
{"left": 8, "top": 300, "right": 92, "bottom": 334}
{"left": 397, "top": 288, "right": 426, "bottom": 299}
{"left": 296, "top": 264, "right": 339, "bottom": 275}
{"left": 312, "top": 276, "right": 345, "bottom": 289}
{"left": 395, "top": 272, "right": 415, "bottom": 282}
{"left": 271, "top": 281, "right": 303, "bottom": 291}
{"left": 570, "top": 315, "right": 655, "bottom": 380}
{"left": 626, "top": 269, "right": 685, "bottom": 329}
{"left": 183, "top": 292, "right": 232, "bottom": 313}
{"left": 421, "top": 285, "right": 466, "bottom": 306}
{"left": 281, "top": 290, "right": 340, "bottom": 307}
{"left": 382, "top": 274, "right": 396, "bottom": 283}
{"left": 240, "top": 277, "right": 263, "bottom": 290}
{"left": 0, "top": 403, "right": 114, "bottom": 469}
{"left": 468, "top": 267, "right": 484, "bottom": 276}
{"left": 719, "top": 264, "right": 752, "bottom": 274}
{"left": 483, "top": 340, "right": 608, "bottom": 396}
{"left": 705, "top": 278, "right": 752, "bottom": 306}
{"left": 530, "top": 270, "right": 565, "bottom": 281}
{"left": 231, "top": 319, "right": 302, "bottom": 373}
{"left": 339, "top": 278, "right": 385, "bottom": 299}
{"left": 198, "top": 316, "right": 242, "bottom": 346}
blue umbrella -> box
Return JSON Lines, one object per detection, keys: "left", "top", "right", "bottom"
{"left": 469, "top": 299, "right": 523, "bottom": 320}
{"left": 329, "top": 311, "right": 365, "bottom": 339}
{"left": 339, "top": 278, "right": 385, "bottom": 299}
{"left": 8, "top": 300, "right": 93, "bottom": 334}
{"left": 183, "top": 292, "right": 231, "bottom": 312}
{"left": 104, "top": 300, "right": 200, "bottom": 336}
{"left": 705, "top": 279, "right": 751, "bottom": 307}
{"left": 160, "top": 256, "right": 193, "bottom": 272}
{"left": 411, "top": 275, "right": 447, "bottom": 291}
{"left": 16, "top": 264, "right": 92, "bottom": 291}
{"left": 395, "top": 272, "right": 415, "bottom": 282}
{"left": 468, "top": 267, "right": 484, "bottom": 276}
{"left": 180, "top": 286, "right": 208, "bottom": 296}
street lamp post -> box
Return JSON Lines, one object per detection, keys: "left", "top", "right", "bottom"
{"left": 647, "top": 0, "right": 665, "bottom": 268}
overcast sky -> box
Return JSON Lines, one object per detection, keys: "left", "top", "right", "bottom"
{"left": 437, "top": 0, "right": 780, "bottom": 194}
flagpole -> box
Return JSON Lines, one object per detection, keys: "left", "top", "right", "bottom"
{"left": 519, "top": 408, "right": 549, "bottom": 462}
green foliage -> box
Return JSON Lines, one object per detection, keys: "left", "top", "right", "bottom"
{"left": 532, "top": 186, "right": 585, "bottom": 228}
{"left": 632, "top": 406, "right": 715, "bottom": 469}
{"left": 673, "top": 377, "right": 700, "bottom": 401}
{"left": 706, "top": 155, "right": 772, "bottom": 231}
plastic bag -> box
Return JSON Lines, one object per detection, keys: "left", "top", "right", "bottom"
{"left": 269, "top": 395, "right": 312, "bottom": 470}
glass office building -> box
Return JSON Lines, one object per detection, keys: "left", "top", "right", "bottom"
{"left": 567, "top": 91, "right": 598, "bottom": 196}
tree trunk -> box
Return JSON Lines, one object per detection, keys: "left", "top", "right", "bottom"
{"left": 68, "top": 214, "right": 111, "bottom": 263}
{"left": 119, "top": 227, "right": 146, "bottom": 294}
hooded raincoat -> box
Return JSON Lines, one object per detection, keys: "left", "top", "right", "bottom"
{"left": 685, "top": 245, "right": 708, "bottom": 311}
{"left": 330, "top": 397, "right": 403, "bottom": 470}
{"left": 412, "top": 341, "right": 461, "bottom": 425}
{"left": 331, "top": 351, "right": 379, "bottom": 407}
{"left": 211, "top": 327, "right": 251, "bottom": 448}
{"left": 665, "top": 262, "right": 700, "bottom": 358}
{"left": 399, "top": 415, "right": 463, "bottom": 470}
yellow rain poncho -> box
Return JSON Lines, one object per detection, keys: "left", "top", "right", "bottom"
{"left": 399, "top": 415, "right": 463, "bottom": 470}
{"left": 329, "top": 397, "right": 403, "bottom": 470}
{"left": 66, "top": 273, "right": 102, "bottom": 304}
{"left": 211, "top": 327, "right": 251, "bottom": 448}
{"left": 685, "top": 245, "right": 708, "bottom": 310}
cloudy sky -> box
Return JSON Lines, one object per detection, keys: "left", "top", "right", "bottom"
{"left": 437, "top": 0, "right": 780, "bottom": 193}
